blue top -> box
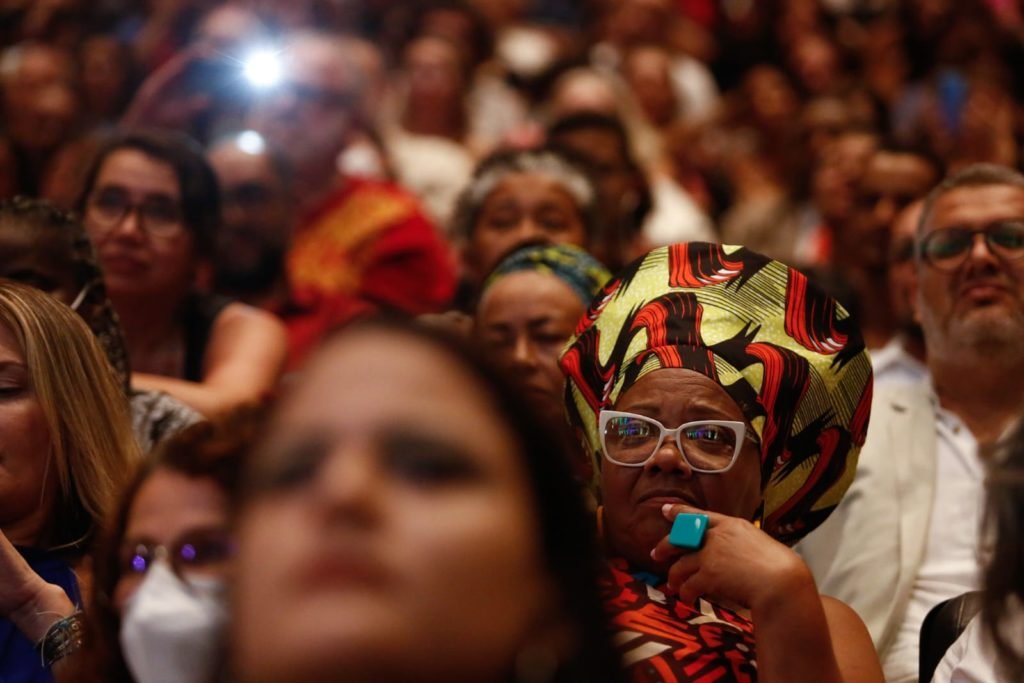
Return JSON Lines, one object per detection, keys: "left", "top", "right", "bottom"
{"left": 0, "top": 547, "right": 81, "bottom": 683}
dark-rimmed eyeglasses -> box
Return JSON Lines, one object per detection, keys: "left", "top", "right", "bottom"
{"left": 86, "top": 188, "right": 184, "bottom": 239}
{"left": 598, "top": 410, "right": 756, "bottom": 472}
{"left": 918, "top": 221, "right": 1024, "bottom": 271}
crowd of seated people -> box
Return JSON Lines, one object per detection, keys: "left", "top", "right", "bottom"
{"left": 3, "top": 1, "right": 1024, "bottom": 681}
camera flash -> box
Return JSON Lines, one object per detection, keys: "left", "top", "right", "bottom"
{"left": 243, "top": 49, "right": 283, "bottom": 89}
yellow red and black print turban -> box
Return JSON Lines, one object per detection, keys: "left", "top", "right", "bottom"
{"left": 559, "top": 243, "right": 873, "bottom": 544}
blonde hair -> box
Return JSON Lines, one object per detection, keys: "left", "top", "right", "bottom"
{"left": 0, "top": 281, "right": 139, "bottom": 551}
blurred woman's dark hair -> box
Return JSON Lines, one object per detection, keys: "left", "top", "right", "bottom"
{"left": 74, "top": 128, "right": 221, "bottom": 257}
{"left": 981, "top": 419, "right": 1024, "bottom": 679}
{"left": 237, "top": 317, "right": 624, "bottom": 683}
{"left": 80, "top": 408, "right": 262, "bottom": 683}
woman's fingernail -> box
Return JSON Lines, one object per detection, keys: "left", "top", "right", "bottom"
{"left": 662, "top": 503, "right": 674, "bottom": 517}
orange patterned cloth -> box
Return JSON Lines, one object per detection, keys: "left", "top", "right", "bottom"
{"left": 602, "top": 558, "right": 757, "bottom": 683}
{"left": 287, "top": 177, "right": 456, "bottom": 316}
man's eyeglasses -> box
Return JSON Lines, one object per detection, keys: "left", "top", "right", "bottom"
{"left": 87, "top": 188, "right": 184, "bottom": 239}
{"left": 598, "top": 410, "right": 757, "bottom": 472}
{"left": 918, "top": 221, "right": 1024, "bottom": 271}
{"left": 118, "top": 527, "right": 234, "bottom": 588}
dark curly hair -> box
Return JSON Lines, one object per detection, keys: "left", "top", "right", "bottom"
{"left": 0, "top": 196, "right": 130, "bottom": 388}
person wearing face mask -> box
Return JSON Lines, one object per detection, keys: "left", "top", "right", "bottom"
{"left": 77, "top": 413, "right": 254, "bottom": 683}
{"left": 0, "top": 197, "right": 201, "bottom": 452}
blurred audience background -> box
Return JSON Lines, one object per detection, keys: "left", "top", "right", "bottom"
{"left": 3, "top": 1, "right": 1024, "bottom": 681}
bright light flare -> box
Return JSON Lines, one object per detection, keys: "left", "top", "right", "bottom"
{"left": 243, "top": 49, "right": 283, "bottom": 89}
{"left": 236, "top": 130, "right": 266, "bottom": 155}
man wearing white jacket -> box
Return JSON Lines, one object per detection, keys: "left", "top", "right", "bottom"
{"left": 797, "top": 163, "right": 1024, "bottom": 682}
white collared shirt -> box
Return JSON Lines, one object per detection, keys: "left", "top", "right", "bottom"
{"left": 933, "top": 607, "right": 1024, "bottom": 682}
{"left": 882, "top": 400, "right": 986, "bottom": 683}
{"left": 871, "top": 338, "right": 929, "bottom": 389}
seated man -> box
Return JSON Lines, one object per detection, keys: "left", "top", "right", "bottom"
{"left": 246, "top": 31, "right": 456, "bottom": 362}
{"left": 798, "top": 164, "right": 1024, "bottom": 682}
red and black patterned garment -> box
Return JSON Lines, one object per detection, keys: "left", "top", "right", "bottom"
{"left": 602, "top": 558, "right": 757, "bottom": 683}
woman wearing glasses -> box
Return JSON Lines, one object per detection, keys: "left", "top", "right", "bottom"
{"left": 77, "top": 129, "right": 287, "bottom": 417}
{"left": 78, "top": 414, "right": 254, "bottom": 683}
{"left": 560, "top": 243, "right": 883, "bottom": 682}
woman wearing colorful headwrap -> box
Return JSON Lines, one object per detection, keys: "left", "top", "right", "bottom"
{"left": 477, "top": 243, "right": 611, "bottom": 430}
{"left": 560, "top": 243, "right": 883, "bottom": 682}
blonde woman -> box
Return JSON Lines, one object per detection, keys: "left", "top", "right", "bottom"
{"left": 0, "top": 281, "right": 140, "bottom": 683}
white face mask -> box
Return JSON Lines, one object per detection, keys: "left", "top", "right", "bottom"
{"left": 119, "top": 560, "right": 228, "bottom": 683}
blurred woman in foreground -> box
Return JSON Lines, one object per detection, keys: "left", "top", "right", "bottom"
{"left": 230, "top": 319, "right": 622, "bottom": 683}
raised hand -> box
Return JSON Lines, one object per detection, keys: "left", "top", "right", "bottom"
{"left": 650, "top": 503, "right": 815, "bottom": 611}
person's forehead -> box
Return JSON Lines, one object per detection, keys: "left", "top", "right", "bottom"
{"left": 96, "top": 149, "right": 181, "bottom": 196}
{"left": 554, "top": 128, "right": 625, "bottom": 165}
{"left": 284, "top": 39, "right": 357, "bottom": 91}
{"left": 480, "top": 270, "right": 581, "bottom": 315}
{"left": 209, "top": 145, "right": 277, "bottom": 184}
{"left": 616, "top": 367, "right": 739, "bottom": 414}
{"left": 626, "top": 46, "right": 671, "bottom": 72}
{"left": 487, "top": 173, "right": 580, "bottom": 206}
{"left": 892, "top": 201, "right": 924, "bottom": 241}
{"left": 277, "top": 332, "right": 522, "bottom": 469}
{"left": 17, "top": 46, "right": 72, "bottom": 81}
{"left": 126, "top": 470, "right": 228, "bottom": 540}
{"left": 0, "top": 235, "right": 79, "bottom": 301}
{"left": 0, "top": 321, "right": 24, "bottom": 362}
{"left": 802, "top": 100, "right": 846, "bottom": 127}
{"left": 0, "top": 222, "right": 74, "bottom": 265}
{"left": 406, "top": 36, "right": 460, "bottom": 64}
{"left": 828, "top": 133, "right": 878, "bottom": 167}
{"left": 860, "top": 154, "right": 930, "bottom": 195}
{"left": 928, "top": 184, "right": 1024, "bottom": 230}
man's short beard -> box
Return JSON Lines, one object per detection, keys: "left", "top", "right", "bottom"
{"left": 215, "top": 248, "right": 285, "bottom": 297}
{"left": 922, "top": 307, "right": 1024, "bottom": 368}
